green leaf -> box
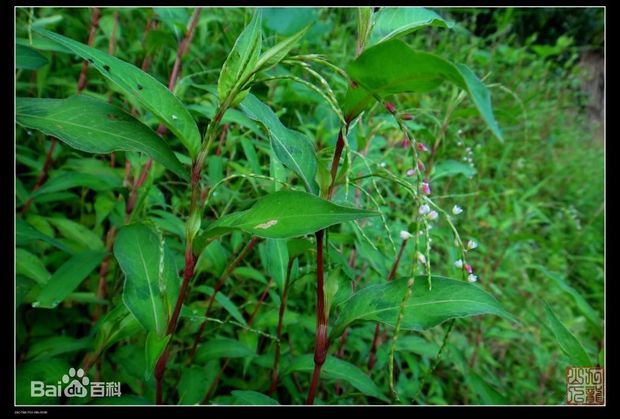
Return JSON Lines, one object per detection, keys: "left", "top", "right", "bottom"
{"left": 145, "top": 332, "right": 171, "bottom": 380}
{"left": 16, "top": 219, "right": 72, "bottom": 253}
{"left": 283, "top": 355, "right": 388, "bottom": 402}
{"left": 255, "top": 25, "right": 310, "bottom": 72}
{"left": 194, "top": 285, "right": 248, "bottom": 326}
{"left": 466, "top": 372, "right": 509, "bottom": 404}
{"left": 431, "top": 159, "right": 477, "bottom": 180}
{"left": 265, "top": 239, "right": 288, "bottom": 291}
{"left": 231, "top": 390, "right": 280, "bottom": 405}
{"left": 179, "top": 364, "right": 218, "bottom": 405}
{"left": 368, "top": 7, "right": 454, "bottom": 47}
{"left": 330, "top": 276, "right": 516, "bottom": 340}
{"left": 114, "top": 223, "right": 181, "bottom": 336}
{"left": 530, "top": 265, "right": 600, "bottom": 329}
{"left": 34, "top": 28, "right": 201, "bottom": 158}
{"left": 194, "top": 338, "right": 256, "bottom": 362}
{"left": 240, "top": 94, "right": 319, "bottom": 194}
{"left": 47, "top": 217, "right": 104, "bottom": 251}
{"left": 16, "top": 44, "right": 48, "bottom": 70}
{"left": 203, "top": 190, "right": 379, "bottom": 240}
{"left": 544, "top": 302, "right": 592, "bottom": 367}
{"left": 217, "top": 10, "right": 262, "bottom": 103}
{"left": 26, "top": 336, "right": 92, "bottom": 361}
{"left": 16, "top": 359, "right": 70, "bottom": 404}
{"left": 33, "top": 250, "right": 106, "bottom": 309}
{"left": 93, "top": 305, "right": 143, "bottom": 353}
{"left": 17, "top": 96, "right": 188, "bottom": 180}
{"left": 343, "top": 40, "right": 503, "bottom": 141}
{"left": 16, "top": 248, "right": 51, "bottom": 285}
{"left": 30, "top": 172, "right": 121, "bottom": 199}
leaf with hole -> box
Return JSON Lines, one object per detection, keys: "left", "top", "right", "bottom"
{"left": 202, "top": 190, "right": 379, "bottom": 240}
{"left": 34, "top": 28, "right": 201, "bottom": 157}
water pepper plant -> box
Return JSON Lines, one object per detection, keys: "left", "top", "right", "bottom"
{"left": 15, "top": 7, "right": 538, "bottom": 406}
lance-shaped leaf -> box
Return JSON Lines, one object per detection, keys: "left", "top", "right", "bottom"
{"left": 33, "top": 250, "right": 107, "bottom": 309}
{"left": 342, "top": 39, "right": 503, "bottom": 141}
{"left": 368, "top": 7, "right": 454, "bottom": 47}
{"left": 240, "top": 94, "right": 319, "bottom": 194}
{"left": 202, "top": 190, "right": 379, "bottom": 240}
{"left": 544, "top": 302, "right": 592, "bottom": 367}
{"left": 17, "top": 96, "right": 188, "bottom": 180}
{"left": 16, "top": 44, "right": 48, "bottom": 70}
{"left": 218, "top": 10, "right": 262, "bottom": 104}
{"left": 254, "top": 24, "right": 310, "bottom": 73}
{"left": 114, "top": 223, "right": 180, "bottom": 336}
{"left": 282, "top": 354, "right": 389, "bottom": 402}
{"left": 330, "top": 276, "right": 516, "bottom": 340}
{"left": 35, "top": 28, "right": 201, "bottom": 158}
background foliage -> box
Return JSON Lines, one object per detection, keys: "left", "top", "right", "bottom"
{"left": 15, "top": 7, "right": 604, "bottom": 405}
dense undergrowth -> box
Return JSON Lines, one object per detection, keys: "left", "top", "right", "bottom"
{"left": 15, "top": 7, "right": 604, "bottom": 405}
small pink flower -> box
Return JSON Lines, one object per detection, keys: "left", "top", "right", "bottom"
{"left": 417, "top": 143, "right": 429, "bottom": 152}
{"left": 420, "top": 182, "right": 431, "bottom": 195}
{"left": 402, "top": 137, "right": 411, "bottom": 149}
{"left": 385, "top": 102, "right": 396, "bottom": 113}
{"left": 464, "top": 263, "right": 473, "bottom": 274}
{"left": 406, "top": 168, "right": 415, "bottom": 176}
{"left": 401, "top": 113, "right": 414, "bottom": 121}
{"left": 427, "top": 210, "right": 438, "bottom": 221}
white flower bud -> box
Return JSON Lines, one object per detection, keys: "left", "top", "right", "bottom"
{"left": 416, "top": 252, "right": 427, "bottom": 265}
{"left": 452, "top": 205, "right": 463, "bottom": 215}
{"left": 399, "top": 230, "right": 413, "bottom": 240}
{"left": 467, "top": 240, "right": 478, "bottom": 250}
{"left": 454, "top": 259, "right": 464, "bottom": 268}
{"left": 467, "top": 274, "right": 478, "bottom": 283}
{"left": 427, "top": 210, "right": 438, "bottom": 221}
{"left": 419, "top": 204, "right": 430, "bottom": 215}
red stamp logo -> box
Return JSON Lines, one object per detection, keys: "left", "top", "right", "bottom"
{"left": 566, "top": 367, "right": 604, "bottom": 405}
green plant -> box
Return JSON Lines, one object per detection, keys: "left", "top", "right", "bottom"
{"left": 15, "top": 7, "right": 603, "bottom": 406}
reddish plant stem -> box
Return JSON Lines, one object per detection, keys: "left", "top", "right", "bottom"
{"left": 23, "top": 9, "right": 101, "bottom": 216}
{"left": 268, "top": 259, "right": 293, "bottom": 395}
{"left": 367, "top": 238, "right": 408, "bottom": 371}
{"left": 327, "top": 127, "right": 347, "bottom": 200}
{"left": 108, "top": 11, "right": 119, "bottom": 55}
{"left": 215, "top": 123, "right": 230, "bottom": 156}
{"left": 77, "top": 8, "right": 101, "bottom": 93}
{"left": 187, "top": 237, "right": 260, "bottom": 363}
{"left": 306, "top": 230, "right": 327, "bottom": 405}
{"left": 93, "top": 226, "right": 118, "bottom": 321}
{"left": 21, "top": 139, "right": 57, "bottom": 215}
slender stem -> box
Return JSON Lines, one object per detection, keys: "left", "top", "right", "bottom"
{"left": 21, "top": 139, "right": 56, "bottom": 215}
{"left": 268, "top": 259, "right": 293, "bottom": 395}
{"left": 77, "top": 8, "right": 101, "bottom": 93}
{"left": 306, "top": 230, "right": 327, "bottom": 405}
{"left": 187, "top": 236, "right": 260, "bottom": 363}
{"left": 367, "top": 237, "right": 408, "bottom": 371}
{"left": 93, "top": 226, "right": 117, "bottom": 321}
